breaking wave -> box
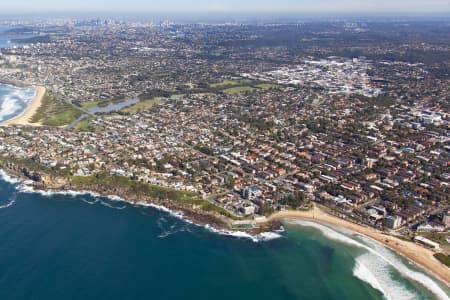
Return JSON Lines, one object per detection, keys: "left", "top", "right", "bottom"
{"left": 0, "top": 191, "right": 17, "bottom": 209}
{"left": 0, "top": 84, "right": 35, "bottom": 122}
{"left": 99, "top": 200, "right": 126, "bottom": 210}
{"left": 12, "top": 180, "right": 282, "bottom": 243}
{"left": 0, "top": 170, "right": 21, "bottom": 184}
{"left": 353, "top": 252, "right": 415, "bottom": 299}
{"left": 353, "top": 254, "right": 386, "bottom": 295}
{"left": 203, "top": 224, "right": 283, "bottom": 242}
{"left": 81, "top": 198, "right": 99, "bottom": 205}
{"left": 0, "top": 198, "right": 15, "bottom": 209}
{"left": 286, "top": 219, "right": 449, "bottom": 300}
{"left": 156, "top": 216, "right": 192, "bottom": 239}
{"left": 138, "top": 202, "right": 283, "bottom": 242}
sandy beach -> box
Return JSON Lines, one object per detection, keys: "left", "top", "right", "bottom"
{"left": 262, "top": 206, "right": 450, "bottom": 285}
{"left": 0, "top": 86, "right": 45, "bottom": 126}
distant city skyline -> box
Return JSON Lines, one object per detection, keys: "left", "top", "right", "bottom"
{"left": 2, "top": 0, "right": 450, "bottom": 14}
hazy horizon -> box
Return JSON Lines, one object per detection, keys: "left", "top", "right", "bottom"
{"left": 0, "top": 12, "right": 449, "bottom": 24}
{"left": 1, "top": 0, "right": 450, "bottom": 15}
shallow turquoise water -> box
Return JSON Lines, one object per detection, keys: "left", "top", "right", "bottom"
{"left": 0, "top": 177, "right": 448, "bottom": 300}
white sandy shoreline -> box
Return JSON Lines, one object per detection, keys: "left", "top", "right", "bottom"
{"left": 0, "top": 167, "right": 448, "bottom": 290}
{"left": 0, "top": 86, "right": 45, "bottom": 126}
{"left": 263, "top": 207, "right": 450, "bottom": 286}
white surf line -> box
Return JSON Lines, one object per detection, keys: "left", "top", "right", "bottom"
{"left": 0, "top": 170, "right": 21, "bottom": 184}
{"left": 0, "top": 85, "right": 35, "bottom": 122}
{"left": 286, "top": 219, "right": 449, "bottom": 300}
{"left": 12, "top": 180, "right": 283, "bottom": 243}
{"left": 0, "top": 199, "right": 15, "bottom": 209}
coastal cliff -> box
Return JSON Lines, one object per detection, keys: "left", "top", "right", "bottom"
{"left": 1, "top": 161, "right": 449, "bottom": 285}
{"left": 0, "top": 161, "right": 278, "bottom": 233}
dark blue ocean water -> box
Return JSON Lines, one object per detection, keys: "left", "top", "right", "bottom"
{"left": 0, "top": 176, "right": 448, "bottom": 300}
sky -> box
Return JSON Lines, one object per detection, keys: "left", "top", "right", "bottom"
{"left": 1, "top": 0, "right": 450, "bottom": 14}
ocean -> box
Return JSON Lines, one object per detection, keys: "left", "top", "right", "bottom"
{"left": 0, "top": 84, "right": 36, "bottom": 123}
{"left": 0, "top": 174, "right": 448, "bottom": 300}
{"left": 0, "top": 26, "right": 31, "bottom": 49}
{"left": 0, "top": 26, "right": 36, "bottom": 123}
{"left": 0, "top": 26, "right": 13, "bottom": 49}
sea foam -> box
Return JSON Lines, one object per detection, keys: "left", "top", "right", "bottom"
{"left": 0, "top": 96, "right": 20, "bottom": 120}
{"left": 286, "top": 219, "right": 450, "bottom": 300}
{"left": 0, "top": 84, "right": 35, "bottom": 122}
{"left": 203, "top": 224, "right": 282, "bottom": 242}
{"left": 81, "top": 198, "right": 99, "bottom": 205}
{"left": 99, "top": 199, "right": 127, "bottom": 210}
{"left": 138, "top": 202, "right": 282, "bottom": 242}
{"left": 0, "top": 170, "right": 21, "bottom": 184}
{"left": 353, "top": 252, "right": 415, "bottom": 300}
{"left": 0, "top": 199, "right": 15, "bottom": 209}
{"left": 353, "top": 254, "right": 386, "bottom": 295}
{"left": 14, "top": 182, "right": 282, "bottom": 243}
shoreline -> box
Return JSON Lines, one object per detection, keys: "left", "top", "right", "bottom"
{"left": 0, "top": 165, "right": 448, "bottom": 286}
{"left": 0, "top": 165, "right": 278, "bottom": 235}
{"left": 0, "top": 168, "right": 281, "bottom": 243}
{"left": 262, "top": 207, "right": 450, "bottom": 286}
{"left": 0, "top": 86, "right": 45, "bottom": 126}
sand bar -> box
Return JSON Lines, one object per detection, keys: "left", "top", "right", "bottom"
{"left": 0, "top": 86, "right": 45, "bottom": 126}
{"left": 262, "top": 206, "right": 450, "bottom": 285}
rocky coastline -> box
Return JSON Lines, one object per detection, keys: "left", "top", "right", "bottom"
{"left": 0, "top": 162, "right": 280, "bottom": 235}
